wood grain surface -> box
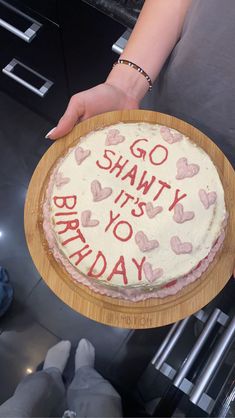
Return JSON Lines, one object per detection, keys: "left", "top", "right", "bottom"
{"left": 24, "top": 110, "right": 235, "bottom": 329}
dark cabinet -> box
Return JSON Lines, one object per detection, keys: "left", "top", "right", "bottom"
{"left": 0, "top": 0, "right": 68, "bottom": 121}
{"left": 58, "top": 0, "right": 125, "bottom": 95}
{"left": 0, "top": 0, "right": 125, "bottom": 122}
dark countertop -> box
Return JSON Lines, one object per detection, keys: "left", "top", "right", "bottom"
{"left": 82, "top": 0, "right": 144, "bottom": 28}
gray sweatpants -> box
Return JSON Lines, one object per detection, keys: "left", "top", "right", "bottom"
{"left": 0, "top": 366, "right": 122, "bottom": 418}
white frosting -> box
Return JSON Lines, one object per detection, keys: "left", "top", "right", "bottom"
{"left": 43, "top": 122, "right": 226, "bottom": 295}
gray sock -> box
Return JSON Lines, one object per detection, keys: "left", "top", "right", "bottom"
{"left": 75, "top": 338, "right": 95, "bottom": 371}
{"left": 43, "top": 340, "right": 71, "bottom": 373}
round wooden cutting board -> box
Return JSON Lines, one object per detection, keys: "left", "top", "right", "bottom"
{"left": 24, "top": 110, "right": 235, "bottom": 329}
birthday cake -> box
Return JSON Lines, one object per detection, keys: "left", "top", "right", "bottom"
{"left": 43, "top": 122, "right": 227, "bottom": 301}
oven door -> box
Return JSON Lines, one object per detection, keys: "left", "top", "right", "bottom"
{"left": 137, "top": 279, "right": 235, "bottom": 417}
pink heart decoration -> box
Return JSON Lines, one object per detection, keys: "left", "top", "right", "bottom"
{"left": 55, "top": 172, "right": 70, "bottom": 188}
{"left": 173, "top": 203, "right": 195, "bottom": 223}
{"left": 91, "top": 180, "right": 112, "bottom": 202}
{"left": 160, "top": 126, "right": 183, "bottom": 144}
{"left": 105, "top": 129, "right": 125, "bottom": 146}
{"left": 146, "top": 202, "right": 163, "bottom": 219}
{"left": 199, "top": 189, "right": 217, "bottom": 209}
{"left": 135, "top": 231, "right": 159, "bottom": 252}
{"left": 176, "top": 157, "right": 200, "bottom": 180}
{"left": 75, "top": 146, "right": 91, "bottom": 165}
{"left": 143, "top": 262, "right": 163, "bottom": 283}
{"left": 170, "top": 236, "right": 193, "bottom": 255}
{"left": 81, "top": 210, "right": 99, "bottom": 227}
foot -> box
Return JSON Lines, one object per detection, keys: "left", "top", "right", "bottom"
{"left": 75, "top": 338, "right": 95, "bottom": 371}
{"left": 43, "top": 340, "right": 71, "bottom": 373}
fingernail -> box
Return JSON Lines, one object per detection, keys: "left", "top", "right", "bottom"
{"left": 45, "top": 127, "right": 56, "bottom": 139}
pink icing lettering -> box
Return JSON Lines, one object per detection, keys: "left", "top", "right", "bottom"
{"left": 53, "top": 196, "right": 77, "bottom": 210}
{"left": 130, "top": 138, "right": 168, "bottom": 166}
{"left": 81, "top": 210, "right": 99, "bottom": 227}
{"left": 143, "top": 262, "right": 163, "bottom": 283}
{"left": 149, "top": 144, "right": 168, "bottom": 166}
{"left": 168, "top": 189, "right": 187, "bottom": 211}
{"left": 96, "top": 149, "right": 116, "bottom": 170}
{"left": 130, "top": 138, "right": 148, "bottom": 160}
{"left": 55, "top": 212, "right": 77, "bottom": 217}
{"left": 56, "top": 218, "right": 80, "bottom": 234}
{"left": 107, "top": 256, "right": 128, "bottom": 285}
{"left": 121, "top": 164, "right": 138, "bottom": 185}
{"left": 62, "top": 229, "right": 85, "bottom": 246}
{"left": 69, "top": 245, "right": 92, "bottom": 265}
{"left": 105, "top": 129, "right": 125, "bottom": 146}
{"left": 131, "top": 201, "right": 146, "bottom": 218}
{"left": 199, "top": 189, "right": 217, "bottom": 209}
{"left": 176, "top": 157, "right": 200, "bottom": 180}
{"left": 136, "top": 171, "right": 156, "bottom": 195}
{"left": 113, "top": 221, "right": 133, "bottom": 242}
{"left": 170, "top": 236, "right": 193, "bottom": 255}
{"left": 132, "top": 257, "right": 146, "bottom": 281}
{"left": 87, "top": 250, "right": 107, "bottom": 278}
{"left": 110, "top": 155, "right": 129, "bottom": 177}
{"left": 75, "top": 146, "right": 91, "bottom": 165}
{"left": 135, "top": 231, "right": 159, "bottom": 252}
{"left": 163, "top": 279, "right": 178, "bottom": 288}
{"left": 160, "top": 126, "right": 183, "bottom": 144}
{"left": 173, "top": 203, "right": 195, "bottom": 223}
{"left": 120, "top": 193, "right": 134, "bottom": 208}
{"left": 105, "top": 210, "right": 120, "bottom": 233}
{"left": 153, "top": 180, "right": 171, "bottom": 201}
{"left": 114, "top": 189, "right": 124, "bottom": 204}
{"left": 91, "top": 180, "right": 112, "bottom": 202}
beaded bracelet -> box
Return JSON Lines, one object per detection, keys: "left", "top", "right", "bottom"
{"left": 113, "top": 59, "right": 153, "bottom": 91}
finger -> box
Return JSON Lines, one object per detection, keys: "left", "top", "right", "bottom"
{"left": 46, "top": 96, "right": 85, "bottom": 140}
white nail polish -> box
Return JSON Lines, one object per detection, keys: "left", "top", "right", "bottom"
{"left": 45, "top": 127, "right": 56, "bottom": 138}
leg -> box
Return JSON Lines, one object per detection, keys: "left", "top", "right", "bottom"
{"left": 66, "top": 339, "right": 122, "bottom": 418}
{"left": 0, "top": 368, "right": 65, "bottom": 418}
{"left": 0, "top": 340, "right": 71, "bottom": 418}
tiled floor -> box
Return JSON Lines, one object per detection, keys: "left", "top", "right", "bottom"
{"left": 0, "top": 304, "right": 59, "bottom": 402}
{"left": 25, "top": 279, "right": 131, "bottom": 372}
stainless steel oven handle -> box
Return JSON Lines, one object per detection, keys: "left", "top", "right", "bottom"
{"left": 190, "top": 315, "right": 235, "bottom": 405}
{"left": 173, "top": 308, "right": 222, "bottom": 388}
{"left": 153, "top": 316, "right": 190, "bottom": 370}
{"left": 2, "top": 59, "right": 53, "bottom": 98}
{"left": 0, "top": 0, "right": 41, "bottom": 43}
{"left": 151, "top": 321, "right": 180, "bottom": 365}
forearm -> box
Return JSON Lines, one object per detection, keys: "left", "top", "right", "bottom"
{"left": 106, "top": 0, "right": 192, "bottom": 102}
{"left": 49, "top": 0, "right": 192, "bottom": 139}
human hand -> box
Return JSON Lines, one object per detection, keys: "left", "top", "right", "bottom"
{"left": 46, "top": 82, "right": 139, "bottom": 140}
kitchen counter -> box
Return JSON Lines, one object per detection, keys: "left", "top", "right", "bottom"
{"left": 82, "top": 0, "right": 143, "bottom": 28}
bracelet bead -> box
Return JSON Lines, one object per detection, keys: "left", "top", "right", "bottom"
{"left": 113, "top": 59, "right": 153, "bottom": 91}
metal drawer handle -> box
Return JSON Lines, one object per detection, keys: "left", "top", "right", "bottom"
{"left": 112, "top": 29, "right": 131, "bottom": 55}
{"left": 0, "top": 0, "right": 41, "bottom": 43}
{"left": 152, "top": 316, "right": 191, "bottom": 371}
{"left": 173, "top": 308, "right": 222, "bottom": 388}
{"left": 151, "top": 320, "right": 180, "bottom": 366}
{"left": 190, "top": 314, "right": 235, "bottom": 405}
{"left": 2, "top": 59, "right": 53, "bottom": 98}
